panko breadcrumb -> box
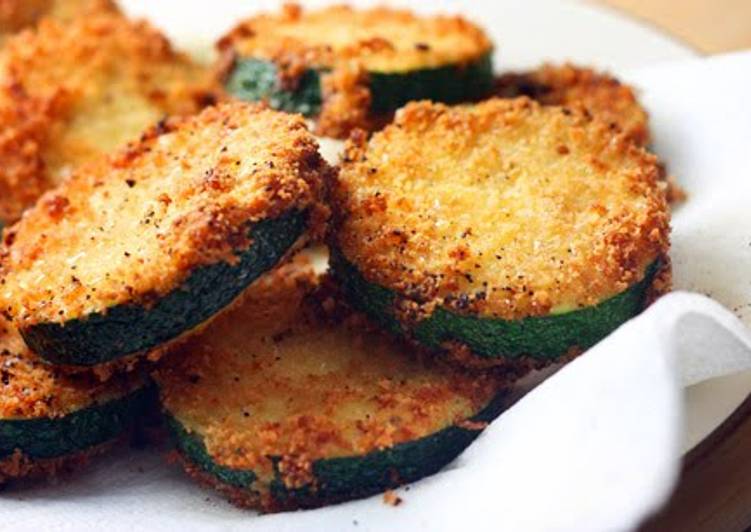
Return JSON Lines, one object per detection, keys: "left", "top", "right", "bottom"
{"left": 494, "top": 63, "right": 650, "bottom": 146}
{"left": 0, "top": 0, "right": 117, "bottom": 42}
{"left": 0, "top": 10, "right": 217, "bottom": 224}
{"left": 494, "top": 65, "right": 687, "bottom": 203}
{"left": 0, "top": 318, "right": 141, "bottom": 420}
{"left": 332, "top": 98, "right": 670, "bottom": 321}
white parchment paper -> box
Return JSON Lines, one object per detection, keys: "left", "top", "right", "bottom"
{"left": 2, "top": 2, "right": 751, "bottom": 529}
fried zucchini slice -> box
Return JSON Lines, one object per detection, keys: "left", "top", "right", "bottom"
{"left": 494, "top": 64, "right": 650, "bottom": 146}
{"left": 331, "top": 98, "right": 670, "bottom": 369}
{"left": 156, "top": 262, "right": 507, "bottom": 512}
{"left": 0, "top": 102, "right": 331, "bottom": 368}
{"left": 0, "top": 10, "right": 217, "bottom": 225}
{"left": 0, "top": 0, "right": 116, "bottom": 42}
{"left": 218, "top": 3, "right": 493, "bottom": 138}
{"left": 0, "top": 317, "right": 150, "bottom": 482}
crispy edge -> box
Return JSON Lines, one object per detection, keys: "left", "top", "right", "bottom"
{"left": 0, "top": 437, "right": 118, "bottom": 483}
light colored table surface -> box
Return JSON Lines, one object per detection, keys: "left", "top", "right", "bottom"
{"left": 598, "top": 2, "right": 751, "bottom": 530}
{"left": 601, "top": 0, "right": 751, "bottom": 53}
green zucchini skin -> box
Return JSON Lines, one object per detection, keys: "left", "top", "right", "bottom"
{"left": 0, "top": 384, "right": 153, "bottom": 460}
{"left": 226, "top": 54, "right": 493, "bottom": 118}
{"left": 331, "top": 249, "right": 660, "bottom": 361}
{"left": 368, "top": 53, "right": 493, "bottom": 113}
{"left": 20, "top": 210, "right": 307, "bottom": 367}
{"left": 226, "top": 59, "right": 322, "bottom": 117}
{"left": 166, "top": 390, "right": 509, "bottom": 510}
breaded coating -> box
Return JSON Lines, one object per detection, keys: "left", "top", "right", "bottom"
{"left": 332, "top": 98, "right": 670, "bottom": 321}
{"left": 0, "top": 11, "right": 217, "bottom": 224}
{"left": 220, "top": 4, "right": 491, "bottom": 72}
{"left": 156, "top": 262, "right": 502, "bottom": 511}
{"left": 494, "top": 64, "right": 650, "bottom": 146}
{"left": 0, "top": 315, "right": 145, "bottom": 482}
{"left": 0, "top": 102, "right": 330, "bottom": 330}
{"left": 0, "top": 318, "right": 141, "bottom": 420}
{"left": 0, "top": 0, "right": 116, "bottom": 41}
{"left": 218, "top": 3, "right": 492, "bottom": 138}
{"left": 0, "top": 439, "right": 119, "bottom": 484}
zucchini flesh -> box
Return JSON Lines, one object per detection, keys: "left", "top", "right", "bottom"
{"left": 21, "top": 210, "right": 307, "bottom": 366}
{"left": 226, "top": 53, "right": 493, "bottom": 117}
{"left": 227, "top": 59, "right": 322, "bottom": 117}
{"left": 332, "top": 249, "right": 660, "bottom": 360}
{"left": 167, "top": 392, "right": 507, "bottom": 510}
{"left": 0, "top": 384, "right": 152, "bottom": 460}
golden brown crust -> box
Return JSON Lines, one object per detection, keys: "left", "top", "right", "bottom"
{"left": 0, "top": 437, "right": 117, "bottom": 483}
{"left": 0, "top": 102, "right": 331, "bottom": 327}
{"left": 0, "top": 11, "right": 218, "bottom": 224}
{"left": 0, "top": 317, "right": 143, "bottom": 419}
{"left": 0, "top": 0, "right": 50, "bottom": 35}
{"left": 0, "top": 0, "right": 117, "bottom": 39}
{"left": 155, "top": 259, "right": 502, "bottom": 497}
{"left": 332, "top": 98, "right": 671, "bottom": 320}
{"left": 494, "top": 66, "right": 689, "bottom": 205}
{"left": 494, "top": 63, "right": 650, "bottom": 146}
{"left": 0, "top": 85, "right": 62, "bottom": 223}
{"left": 643, "top": 253, "right": 673, "bottom": 307}
{"left": 217, "top": 3, "right": 491, "bottom": 139}
{"left": 219, "top": 4, "right": 491, "bottom": 73}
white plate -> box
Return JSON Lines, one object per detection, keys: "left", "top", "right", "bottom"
{"left": 119, "top": 0, "right": 749, "bottom": 454}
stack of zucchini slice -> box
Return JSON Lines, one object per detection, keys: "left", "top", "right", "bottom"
{"left": 155, "top": 260, "right": 508, "bottom": 511}
{"left": 1, "top": 102, "right": 329, "bottom": 369}
{"left": 0, "top": 101, "right": 331, "bottom": 482}
{"left": 0, "top": 317, "right": 150, "bottom": 482}
{"left": 218, "top": 4, "right": 494, "bottom": 138}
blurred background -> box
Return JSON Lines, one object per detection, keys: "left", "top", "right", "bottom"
{"left": 601, "top": 0, "right": 751, "bottom": 53}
